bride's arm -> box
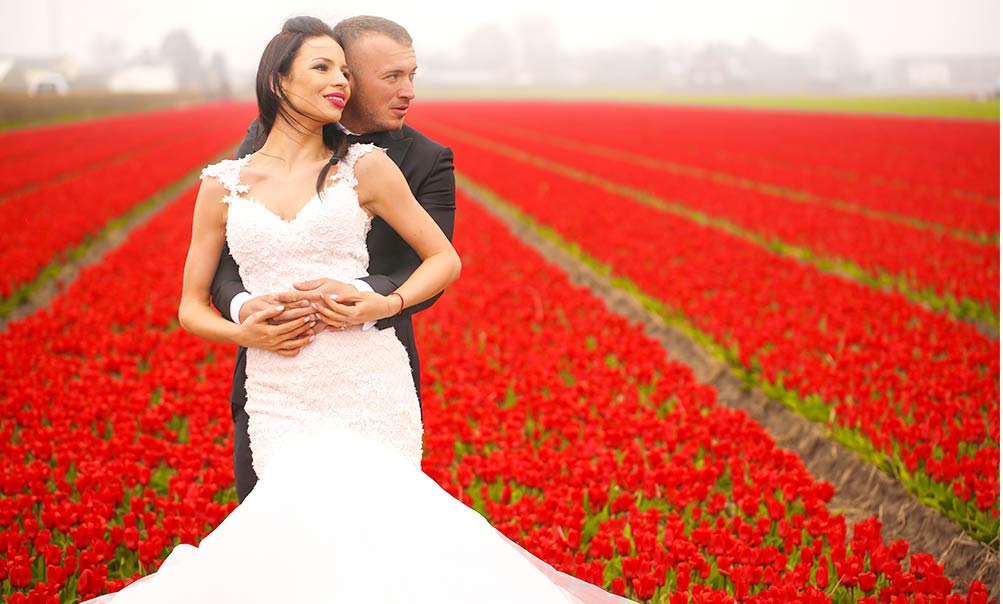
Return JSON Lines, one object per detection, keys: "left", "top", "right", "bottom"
{"left": 178, "top": 178, "right": 315, "bottom": 353}
{"left": 316, "top": 151, "right": 461, "bottom": 325}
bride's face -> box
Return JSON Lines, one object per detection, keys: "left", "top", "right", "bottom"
{"left": 279, "top": 35, "right": 351, "bottom": 125}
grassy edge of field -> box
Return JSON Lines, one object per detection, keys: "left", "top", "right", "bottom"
{"left": 423, "top": 89, "right": 1001, "bottom": 120}
{"left": 0, "top": 91, "right": 997, "bottom": 131}
{"left": 0, "top": 91, "right": 212, "bottom": 132}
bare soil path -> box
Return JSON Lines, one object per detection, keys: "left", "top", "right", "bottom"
{"left": 458, "top": 177, "right": 999, "bottom": 600}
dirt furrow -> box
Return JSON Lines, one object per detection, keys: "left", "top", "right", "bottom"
{"left": 458, "top": 177, "right": 999, "bottom": 600}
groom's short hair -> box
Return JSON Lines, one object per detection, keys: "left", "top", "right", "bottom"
{"left": 333, "top": 16, "right": 413, "bottom": 49}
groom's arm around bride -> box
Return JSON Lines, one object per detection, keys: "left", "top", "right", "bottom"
{"left": 208, "top": 15, "right": 456, "bottom": 502}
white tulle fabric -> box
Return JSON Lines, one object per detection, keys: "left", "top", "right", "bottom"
{"left": 84, "top": 430, "right": 634, "bottom": 603}
{"left": 83, "top": 145, "right": 635, "bottom": 603}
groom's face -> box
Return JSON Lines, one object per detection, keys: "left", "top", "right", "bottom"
{"left": 341, "top": 34, "right": 417, "bottom": 133}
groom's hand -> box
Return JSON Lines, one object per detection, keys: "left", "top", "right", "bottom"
{"left": 293, "top": 279, "right": 359, "bottom": 331}
{"left": 237, "top": 293, "right": 318, "bottom": 356}
{"left": 238, "top": 293, "right": 316, "bottom": 325}
{"left": 293, "top": 277, "right": 359, "bottom": 301}
{"left": 236, "top": 304, "right": 318, "bottom": 356}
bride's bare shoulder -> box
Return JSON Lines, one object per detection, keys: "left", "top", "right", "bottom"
{"left": 352, "top": 147, "right": 399, "bottom": 186}
{"left": 196, "top": 172, "right": 228, "bottom": 202}
{"left": 194, "top": 163, "right": 234, "bottom": 221}
{"left": 352, "top": 149, "right": 405, "bottom": 210}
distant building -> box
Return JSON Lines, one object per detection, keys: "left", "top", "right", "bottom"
{"left": 106, "top": 62, "right": 178, "bottom": 93}
{"left": 686, "top": 44, "right": 750, "bottom": 88}
{"left": 880, "top": 55, "right": 1000, "bottom": 95}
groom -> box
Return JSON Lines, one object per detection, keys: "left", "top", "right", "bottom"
{"left": 210, "top": 15, "right": 456, "bottom": 502}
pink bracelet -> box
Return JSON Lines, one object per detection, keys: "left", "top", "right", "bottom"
{"left": 389, "top": 292, "right": 404, "bottom": 316}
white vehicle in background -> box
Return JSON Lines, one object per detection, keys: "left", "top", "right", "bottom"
{"left": 26, "top": 71, "right": 70, "bottom": 96}
{"left": 0, "top": 57, "right": 76, "bottom": 96}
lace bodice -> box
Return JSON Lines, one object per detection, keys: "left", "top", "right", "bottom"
{"left": 199, "top": 143, "right": 422, "bottom": 475}
{"left": 201, "top": 143, "right": 377, "bottom": 295}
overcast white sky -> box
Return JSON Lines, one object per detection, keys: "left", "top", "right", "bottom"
{"left": 1, "top": 0, "right": 999, "bottom": 70}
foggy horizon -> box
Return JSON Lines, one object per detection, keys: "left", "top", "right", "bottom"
{"left": 2, "top": 0, "right": 999, "bottom": 71}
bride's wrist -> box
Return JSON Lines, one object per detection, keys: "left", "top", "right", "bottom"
{"left": 230, "top": 322, "right": 251, "bottom": 348}
{"left": 387, "top": 292, "right": 404, "bottom": 317}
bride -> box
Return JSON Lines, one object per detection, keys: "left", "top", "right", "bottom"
{"left": 85, "top": 16, "right": 634, "bottom": 604}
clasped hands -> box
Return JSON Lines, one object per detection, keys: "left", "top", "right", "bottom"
{"left": 235, "top": 278, "right": 403, "bottom": 356}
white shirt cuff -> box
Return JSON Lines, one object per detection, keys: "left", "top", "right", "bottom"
{"left": 348, "top": 279, "right": 377, "bottom": 331}
{"left": 230, "top": 292, "right": 253, "bottom": 325}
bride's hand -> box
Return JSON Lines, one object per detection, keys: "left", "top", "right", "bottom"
{"left": 313, "top": 292, "right": 403, "bottom": 328}
{"left": 236, "top": 305, "right": 317, "bottom": 356}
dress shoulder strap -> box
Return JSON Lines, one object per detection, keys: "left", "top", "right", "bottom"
{"left": 331, "top": 143, "right": 383, "bottom": 188}
{"left": 200, "top": 156, "right": 251, "bottom": 203}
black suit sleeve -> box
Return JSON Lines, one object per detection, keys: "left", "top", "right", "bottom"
{"left": 361, "top": 145, "right": 456, "bottom": 324}
{"left": 236, "top": 120, "right": 261, "bottom": 159}
{"left": 210, "top": 120, "right": 262, "bottom": 320}
{"left": 210, "top": 243, "right": 244, "bottom": 322}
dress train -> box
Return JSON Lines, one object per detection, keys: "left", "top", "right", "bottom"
{"left": 83, "top": 428, "right": 635, "bottom": 603}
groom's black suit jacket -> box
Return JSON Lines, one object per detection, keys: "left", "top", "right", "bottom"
{"left": 210, "top": 120, "right": 455, "bottom": 499}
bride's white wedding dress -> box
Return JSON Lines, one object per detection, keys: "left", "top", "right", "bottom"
{"left": 85, "top": 144, "right": 633, "bottom": 603}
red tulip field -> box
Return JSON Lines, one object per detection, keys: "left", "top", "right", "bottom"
{"left": 0, "top": 100, "right": 997, "bottom": 603}
{"left": 0, "top": 103, "right": 257, "bottom": 309}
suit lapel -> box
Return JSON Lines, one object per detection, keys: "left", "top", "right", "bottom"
{"left": 381, "top": 128, "right": 413, "bottom": 167}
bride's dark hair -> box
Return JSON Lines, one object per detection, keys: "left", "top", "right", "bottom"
{"left": 255, "top": 16, "right": 349, "bottom": 194}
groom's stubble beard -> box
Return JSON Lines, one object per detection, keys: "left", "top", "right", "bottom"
{"left": 341, "top": 84, "right": 407, "bottom": 134}
{"left": 341, "top": 99, "right": 386, "bottom": 135}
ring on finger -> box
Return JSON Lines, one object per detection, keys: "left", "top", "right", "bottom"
{"left": 340, "top": 320, "right": 346, "bottom": 331}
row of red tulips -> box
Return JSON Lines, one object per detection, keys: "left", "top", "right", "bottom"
{"left": 0, "top": 177, "right": 987, "bottom": 602}
{"left": 420, "top": 102, "right": 999, "bottom": 222}
{"left": 0, "top": 104, "right": 255, "bottom": 301}
{"left": 411, "top": 111, "right": 999, "bottom": 323}
{"left": 416, "top": 197, "right": 989, "bottom": 602}
{"left": 0, "top": 108, "right": 198, "bottom": 164}
{"left": 407, "top": 121, "right": 999, "bottom": 544}
{"left": 0, "top": 104, "right": 249, "bottom": 198}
